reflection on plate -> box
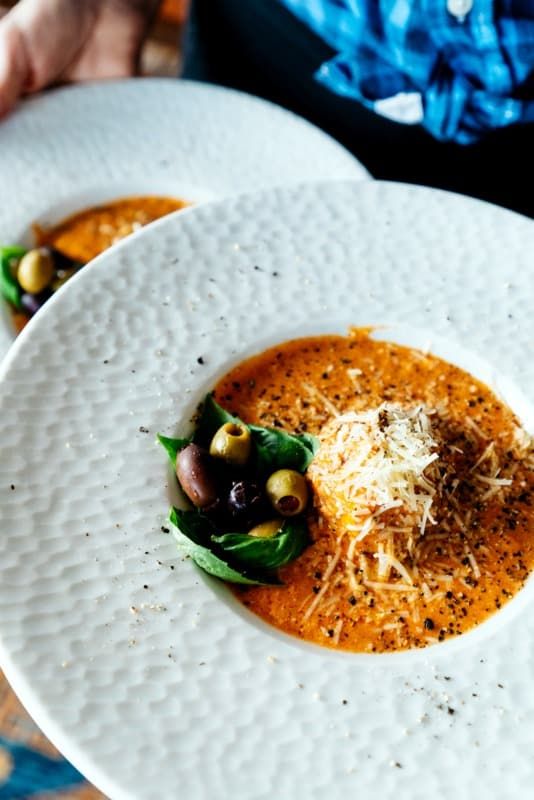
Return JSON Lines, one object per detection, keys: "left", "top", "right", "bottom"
{"left": 1, "top": 182, "right": 534, "bottom": 800}
{"left": 0, "top": 78, "right": 369, "bottom": 356}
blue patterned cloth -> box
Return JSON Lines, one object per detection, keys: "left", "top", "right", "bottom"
{"left": 278, "top": 0, "right": 534, "bottom": 143}
{"left": 0, "top": 737, "right": 84, "bottom": 799}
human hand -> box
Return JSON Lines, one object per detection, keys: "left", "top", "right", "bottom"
{"left": 0, "top": 0, "right": 161, "bottom": 117}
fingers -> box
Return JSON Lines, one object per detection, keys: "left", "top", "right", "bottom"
{"left": 0, "top": 0, "right": 161, "bottom": 118}
{"left": 0, "top": 0, "right": 95, "bottom": 117}
{"left": 64, "top": 0, "right": 161, "bottom": 82}
{"left": 8, "top": 0, "right": 98, "bottom": 93}
{"left": 0, "top": 17, "right": 31, "bottom": 118}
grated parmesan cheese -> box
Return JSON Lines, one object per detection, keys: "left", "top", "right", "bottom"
{"left": 308, "top": 403, "right": 439, "bottom": 544}
{"left": 300, "top": 396, "right": 526, "bottom": 644}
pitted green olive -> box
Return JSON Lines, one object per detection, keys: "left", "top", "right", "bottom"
{"left": 248, "top": 519, "right": 283, "bottom": 538}
{"left": 266, "top": 469, "right": 308, "bottom": 516}
{"left": 209, "top": 422, "right": 251, "bottom": 465}
{"left": 17, "top": 248, "right": 54, "bottom": 294}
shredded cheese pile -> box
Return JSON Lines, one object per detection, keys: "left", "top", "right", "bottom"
{"left": 308, "top": 403, "right": 440, "bottom": 546}
{"left": 301, "top": 400, "right": 527, "bottom": 647}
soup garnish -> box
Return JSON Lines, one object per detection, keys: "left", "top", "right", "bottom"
{"left": 159, "top": 394, "right": 318, "bottom": 585}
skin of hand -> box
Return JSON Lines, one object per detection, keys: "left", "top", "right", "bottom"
{"left": 0, "top": 0, "right": 161, "bottom": 117}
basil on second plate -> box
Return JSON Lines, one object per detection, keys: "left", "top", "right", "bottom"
{"left": 0, "top": 246, "right": 26, "bottom": 309}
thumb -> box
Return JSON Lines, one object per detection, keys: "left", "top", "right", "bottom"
{"left": 6, "top": 0, "right": 98, "bottom": 93}
{"left": 0, "top": 20, "right": 31, "bottom": 118}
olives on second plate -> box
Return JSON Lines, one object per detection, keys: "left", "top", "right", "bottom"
{"left": 17, "top": 248, "right": 54, "bottom": 295}
{"left": 20, "top": 289, "right": 52, "bottom": 316}
{"left": 176, "top": 444, "right": 219, "bottom": 510}
{"left": 209, "top": 422, "right": 252, "bottom": 466}
{"left": 266, "top": 469, "right": 309, "bottom": 516}
{"left": 248, "top": 519, "right": 283, "bottom": 538}
{"left": 52, "top": 267, "right": 78, "bottom": 292}
{"left": 227, "top": 480, "right": 265, "bottom": 527}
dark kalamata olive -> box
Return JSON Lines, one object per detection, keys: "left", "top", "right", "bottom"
{"left": 20, "top": 289, "right": 52, "bottom": 316}
{"left": 227, "top": 480, "right": 266, "bottom": 527}
{"left": 176, "top": 444, "right": 219, "bottom": 510}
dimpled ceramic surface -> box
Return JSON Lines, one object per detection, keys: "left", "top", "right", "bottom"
{"left": 1, "top": 181, "right": 534, "bottom": 800}
{"left": 0, "top": 78, "right": 368, "bottom": 358}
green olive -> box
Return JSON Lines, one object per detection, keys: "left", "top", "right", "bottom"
{"left": 266, "top": 469, "right": 308, "bottom": 516}
{"left": 17, "top": 248, "right": 54, "bottom": 294}
{"left": 209, "top": 422, "right": 251, "bottom": 465}
{"left": 248, "top": 519, "right": 283, "bottom": 538}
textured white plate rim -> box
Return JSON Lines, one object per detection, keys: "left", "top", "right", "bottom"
{"left": 0, "top": 649, "right": 126, "bottom": 799}
{"left": 0, "top": 77, "right": 369, "bottom": 360}
{"left": 1, "top": 180, "right": 534, "bottom": 799}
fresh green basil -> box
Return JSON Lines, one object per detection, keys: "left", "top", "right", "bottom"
{"left": 157, "top": 434, "right": 192, "bottom": 467}
{"left": 212, "top": 518, "right": 309, "bottom": 570}
{"left": 249, "top": 425, "right": 319, "bottom": 475}
{"left": 0, "top": 245, "right": 26, "bottom": 309}
{"left": 193, "top": 394, "right": 320, "bottom": 474}
{"left": 193, "top": 393, "right": 241, "bottom": 446}
{"left": 169, "top": 508, "right": 279, "bottom": 585}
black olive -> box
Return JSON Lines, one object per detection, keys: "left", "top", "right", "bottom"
{"left": 20, "top": 288, "right": 52, "bottom": 316}
{"left": 227, "top": 480, "right": 266, "bottom": 527}
{"left": 48, "top": 247, "right": 84, "bottom": 272}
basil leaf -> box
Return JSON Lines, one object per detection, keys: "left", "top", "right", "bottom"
{"left": 194, "top": 393, "right": 241, "bottom": 446}
{"left": 0, "top": 246, "right": 26, "bottom": 309}
{"left": 157, "top": 434, "right": 191, "bottom": 467}
{"left": 192, "top": 394, "right": 319, "bottom": 474}
{"left": 169, "top": 508, "right": 279, "bottom": 585}
{"left": 249, "top": 426, "right": 319, "bottom": 474}
{"left": 169, "top": 507, "right": 216, "bottom": 546}
{"left": 212, "top": 518, "right": 309, "bottom": 570}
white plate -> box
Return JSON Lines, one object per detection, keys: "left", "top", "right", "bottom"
{"left": 1, "top": 181, "right": 534, "bottom": 800}
{"left": 0, "top": 78, "right": 368, "bottom": 358}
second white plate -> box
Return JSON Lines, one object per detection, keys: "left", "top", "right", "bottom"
{"left": 0, "top": 77, "right": 368, "bottom": 357}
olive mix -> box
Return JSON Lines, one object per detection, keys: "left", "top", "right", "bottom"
{"left": 159, "top": 394, "right": 318, "bottom": 585}
{"left": 177, "top": 427, "right": 309, "bottom": 533}
{"left": 0, "top": 246, "right": 82, "bottom": 319}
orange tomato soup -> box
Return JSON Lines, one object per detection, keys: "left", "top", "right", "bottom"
{"left": 34, "top": 195, "right": 188, "bottom": 263}
{"left": 214, "top": 330, "right": 534, "bottom": 653}
{"left": 10, "top": 195, "right": 187, "bottom": 334}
